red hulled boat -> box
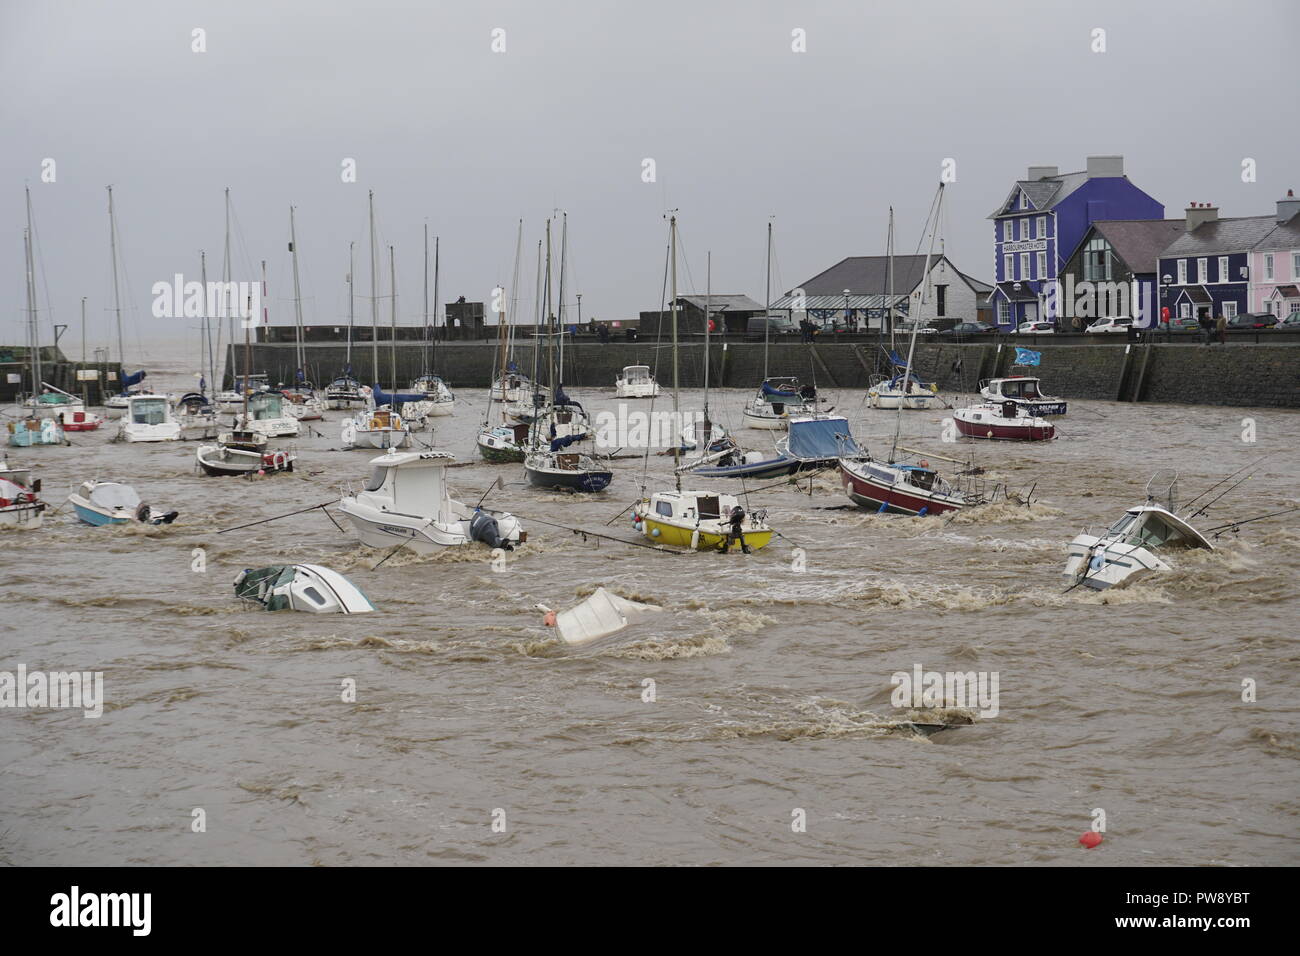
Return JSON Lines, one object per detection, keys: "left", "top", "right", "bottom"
{"left": 954, "top": 401, "right": 1055, "bottom": 441}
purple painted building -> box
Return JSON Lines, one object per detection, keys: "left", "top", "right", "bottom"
{"left": 988, "top": 156, "right": 1164, "bottom": 328}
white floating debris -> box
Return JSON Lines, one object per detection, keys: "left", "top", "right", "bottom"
{"left": 538, "top": 587, "right": 663, "bottom": 646}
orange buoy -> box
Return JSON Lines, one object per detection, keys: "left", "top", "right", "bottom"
{"left": 543, "top": 611, "right": 557, "bottom": 627}
{"left": 1079, "top": 831, "right": 1102, "bottom": 849}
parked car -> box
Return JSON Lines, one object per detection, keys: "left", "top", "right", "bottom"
{"left": 895, "top": 320, "right": 937, "bottom": 335}
{"left": 745, "top": 314, "right": 797, "bottom": 339}
{"left": 1166, "top": 315, "right": 1200, "bottom": 333}
{"left": 1227, "top": 313, "right": 1278, "bottom": 330}
{"left": 1084, "top": 316, "right": 1133, "bottom": 334}
{"left": 1012, "top": 320, "right": 1055, "bottom": 334}
{"left": 1274, "top": 311, "right": 1300, "bottom": 329}
{"left": 938, "top": 321, "right": 997, "bottom": 339}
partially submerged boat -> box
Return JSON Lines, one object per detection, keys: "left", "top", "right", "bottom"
{"left": 615, "top": 365, "right": 660, "bottom": 399}
{"left": 1064, "top": 473, "right": 1213, "bottom": 590}
{"left": 68, "top": 480, "right": 177, "bottom": 526}
{"left": 0, "top": 456, "right": 45, "bottom": 530}
{"left": 682, "top": 415, "right": 858, "bottom": 480}
{"left": 540, "top": 586, "right": 663, "bottom": 646}
{"left": 235, "top": 564, "right": 375, "bottom": 613}
{"left": 338, "top": 451, "right": 525, "bottom": 553}
{"left": 954, "top": 401, "right": 1055, "bottom": 441}
{"left": 980, "top": 376, "right": 1067, "bottom": 417}
{"left": 839, "top": 456, "right": 976, "bottom": 516}
{"left": 477, "top": 422, "right": 531, "bottom": 463}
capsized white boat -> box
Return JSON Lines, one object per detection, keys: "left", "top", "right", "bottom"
{"left": 615, "top": 365, "right": 660, "bottom": 399}
{"left": 1063, "top": 473, "right": 1213, "bottom": 590}
{"left": 234, "top": 564, "right": 375, "bottom": 613}
{"left": 338, "top": 451, "right": 525, "bottom": 553}
{"left": 117, "top": 393, "right": 181, "bottom": 443}
{"left": 538, "top": 586, "right": 664, "bottom": 646}
{"left": 68, "top": 480, "right": 178, "bottom": 526}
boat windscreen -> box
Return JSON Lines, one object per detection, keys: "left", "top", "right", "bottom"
{"left": 696, "top": 495, "right": 721, "bottom": 519}
{"left": 364, "top": 466, "right": 388, "bottom": 492}
{"left": 1130, "top": 513, "right": 1195, "bottom": 549}
{"left": 131, "top": 399, "right": 168, "bottom": 424}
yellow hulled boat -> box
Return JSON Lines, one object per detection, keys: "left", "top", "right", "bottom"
{"left": 633, "top": 490, "right": 774, "bottom": 552}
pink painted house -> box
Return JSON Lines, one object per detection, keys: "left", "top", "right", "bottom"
{"left": 1248, "top": 190, "right": 1300, "bottom": 317}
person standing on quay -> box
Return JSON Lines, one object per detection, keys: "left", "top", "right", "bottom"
{"left": 1216, "top": 313, "right": 1227, "bottom": 345}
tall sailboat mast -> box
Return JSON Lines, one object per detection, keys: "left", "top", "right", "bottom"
{"left": 107, "top": 185, "right": 124, "bottom": 374}
{"left": 199, "top": 250, "right": 210, "bottom": 395}
{"left": 669, "top": 214, "right": 680, "bottom": 492}
{"left": 289, "top": 205, "right": 305, "bottom": 382}
{"left": 389, "top": 245, "right": 397, "bottom": 393}
{"left": 346, "top": 241, "right": 354, "bottom": 372}
{"left": 890, "top": 184, "right": 944, "bottom": 461}
{"left": 223, "top": 187, "right": 233, "bottom": 374}
{"left": 369, "top": 189, "right": 378, "bottom": 386}
{"left": 763, "top": 219, "right": 772, "bottom": 379}
{"left": 702, "top": 249, "right": 711, "bottom": 443}
{"left": 422, "top": 223, "right": 429, "bottom": 377}
{"left": 431, "top": 235, "right": 440, "bottom": 373}
{"left": 24, "top": 186, "right": 41, "bottom": 393}
{"left": 887, "top": 207, "right": 896, "bottom": 352}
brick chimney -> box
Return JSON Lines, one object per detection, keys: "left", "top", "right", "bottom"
{"left": 1086, "top": 155, "right": 1124, "bottom": 178}
{"left": 1027, "top": 165, "right": 1059, "bottom": 181}
{"left": 1278, "top": 189, "right": 1300, "bottom": 224}
{"left": 1185, "top": 202, "right": 1219, "bottom": 232}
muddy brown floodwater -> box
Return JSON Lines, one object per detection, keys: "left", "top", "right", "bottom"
{"left": 2, "top": 347, "right": 1297, "bottom": 865}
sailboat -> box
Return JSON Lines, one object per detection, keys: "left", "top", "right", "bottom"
{"left": 839, "top": 185, "right": 988, "bottom": 516}
{"left": 405, "top": 226, "right": 455, "bottom": 418}
{"left": 101, "top": 186, "right": 148, "bottom": 416}
{"left": 741, "top": 222, "right": 823, "bottom": 429}
{"left": 867, "top": 211, "right": 942, "bottom": 410}
{"left": 326, "top": 241, "right": 366, "bottom": 410}
{"left": 175, "top": 250, "right": 220, "bottom": 440}
{"left": 478, "top": 224, "right": 534, "bottom": 463}
{"left": 197, "top": 261, "right": 299, "bottom": 476}
{"left": 523, "top": 217, "right": 612, "bottom": 493}
{"left": 632, "top": 214, "right": 775, "bottom": 552}
{"left": 278, "top": 205, "right": 327, "bottom": 423}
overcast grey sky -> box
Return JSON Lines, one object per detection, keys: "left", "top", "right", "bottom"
{"left": 3, "top": 0, "right": 1297, "bottom": 360}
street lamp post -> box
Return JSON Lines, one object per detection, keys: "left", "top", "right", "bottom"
{"left": 843, "top": 289, "right": 851, "bottom": 333}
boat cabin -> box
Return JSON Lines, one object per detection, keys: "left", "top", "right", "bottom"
{"left": 621, "top": 366, "right": 653, "bottom": 383}
{"left": 649, "top": 490, "right": 727, "bottom": 523}
{"left": 985, "top": 377, "right": 1044, "bottom": 400}
{"left": 248, "top": 392, "right": 285, "bottom": 420}
{"left": 359, "top": 452, "right": 455, "bottom": 518}
{"left": 1103, "top": 506, "right": 1213, "bottom": 552}
{"left": 127, "top": 395, "right": 172, "bottom": 425}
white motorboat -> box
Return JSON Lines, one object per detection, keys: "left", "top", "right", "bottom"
{"left": 234, "top": 564, "right": 375, "bottom": 614}
{"left": 1064, "top": 473, "right": 1213, "bottom": 591}
{"left": 117, "top": 393, "right": 181, "bottom": 443}
{"left": 954, "top": 401, "right": 1055, "bottom": 441}
{"left": 741, "top": 377, "right": 822, "bottom": 430}
{"left": 615, "top": 365, "right": 660, "bottom": 399}
{"left": 342, "top": 406, "right": 410, "bottom": 450}
{"left": 0, "top": 456, "right": 45, "bottom": 530}
{"left": 68, "top": 480, "right": 177, "bottom": 526}
{"left": 236, "top": 391, "right": 299, "bottom": 438}
{"left": 979, "top": 376, "right": 1068, "bottom": 417}
{"left": 339, "top": 451, "right": 525, "bottom": 553}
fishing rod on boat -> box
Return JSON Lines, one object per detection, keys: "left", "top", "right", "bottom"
{"left": 477, "top": 506, "right": 681, "bottom": 553}
{"left": 1184, "top": 470, "right": 1258, "bottom": 521}
{"left": 475, "top": 476, "right": 504, "bottom": 510}
{"left": 216, "top": 500, "right": 339, "bottom": 533}
{"left": 1180, "top": 457, "right": 1266, "bottom": 516}
{"left": 1201, "top": 506, "right": 1300, "bottom": 538}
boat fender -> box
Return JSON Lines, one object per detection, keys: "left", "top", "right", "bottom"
{"left": 877, "top": 501, "right": 888, "bottom": 514}
{"left": 917, "top": 506, "right": 928, "bottom": 516}
{"left": 690, "top": 528, "right": 699, "bottom": 550}
{"left": 650, "top": 527, "right": 660, "bottom": 537}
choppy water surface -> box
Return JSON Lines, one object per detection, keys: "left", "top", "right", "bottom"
{"left": 2, "top": 350, "right": 1297, "bottom": 866}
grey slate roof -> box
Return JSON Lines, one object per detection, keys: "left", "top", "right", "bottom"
{"left": 1161, "top": 215, "right": 1280, "bottom": 258}
{"left": 786, "top": 254, "right": 986, "bottom": 299}
{"left": 1251, "top": 213, "right": 1300, "bottom": 252}
{"left": 1084, "top": 219, "right": 1187, "bottom": 274}
{"left": 993, "top": 281, "right": 1039, "bottom": 303}
{"left": 675, "top": 294, "right": 764, "bottom": 313}
{"left": 989, "top": 170, "right": 1090, "bottom": 218}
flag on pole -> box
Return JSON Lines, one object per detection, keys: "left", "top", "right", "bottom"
{"left": 1014, "top": 348, "right": 1041, "bottom": 366}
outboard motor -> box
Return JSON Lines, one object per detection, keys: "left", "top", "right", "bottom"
{"left": 1001, "top": 400, "right": 1018, "bottom": 419}
{"left": 470, "top": 510, "right": 513, "bottom": 550}
{"left": 799, "top": 384, "right": 817, "bottom": 401}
